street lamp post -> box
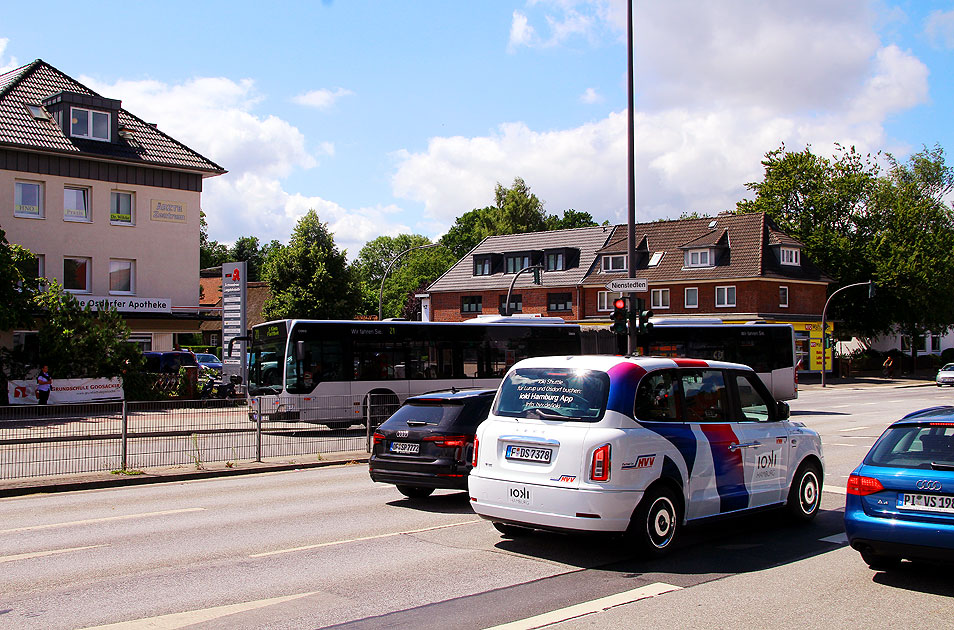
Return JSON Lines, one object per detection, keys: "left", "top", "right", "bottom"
{"left": 378, "top": 243, "right": 439, "bottom": 321}
{"left": 821, "top": 280, "right": 875, "bottom": 387}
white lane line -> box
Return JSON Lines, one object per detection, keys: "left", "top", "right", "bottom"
{"left": 250, "top": 519, "right": 482, "bottom": 558}
{"left": 824, "top": 486, "right": 847, "bottom": 495}
{"left": 828, "top": 443, "right": 865, "bottom": 447}
{"left": 483, "top": 582, "right": 682, "bottom": 630}
{"left": 0, "top": 544, "right": 105, "bottom": 564}
{"left": 820, "top": 533, "right": 848, "bottom": 545}
{"left": 0, "top": 508, "right": 205, "bottom": 534}
{"left": 78, "top": 591, "right": 319, "bottom": 630}
{"left": 840, "top": 426, "right": 869, "bottom": 432}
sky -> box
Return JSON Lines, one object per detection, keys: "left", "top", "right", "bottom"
{"left": 2, "top": 0, "right": 953, "bottom": 259}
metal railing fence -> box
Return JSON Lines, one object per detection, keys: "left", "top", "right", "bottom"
{"left": 0, "top": 394, "right": 393, "bottom": 481}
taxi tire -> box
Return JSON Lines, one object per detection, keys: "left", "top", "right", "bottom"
{"left": 396, "top": 485, "right": 434, "bottom": 499}
{"left": 787, "top": 462, "right": 822, "bottom": 522}
{"left": 493, "top": 522, "right": 532, "bottom": 538}
{"left": 629, "top": 486, "right": 681, "bottom": 557}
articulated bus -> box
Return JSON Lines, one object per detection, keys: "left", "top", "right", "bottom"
{"left": 246, "top": 316, "right": 582, "bottom": 427}
{"left": 634, "top": 322, "right": 798, "bottom": 400}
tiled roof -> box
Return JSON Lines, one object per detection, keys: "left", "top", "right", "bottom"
{"left": 199, "top": 281, "right": 272, "bottom": 331}
{"left": 0, "top": 60, "right": 225, "bottom": 175}
{"left": 427, "top": 225, "right": 614, "bottom": 292}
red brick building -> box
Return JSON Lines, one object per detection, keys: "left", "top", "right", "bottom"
{"left": 424, "top": 213, "right": 832, "bottom": 369}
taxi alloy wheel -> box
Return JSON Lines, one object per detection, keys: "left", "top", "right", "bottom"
{"left": 631, "top": 487, "right": 680, "bottom": 557}
{"left": 787, "top": 463, "right": 821, "bottom": 522}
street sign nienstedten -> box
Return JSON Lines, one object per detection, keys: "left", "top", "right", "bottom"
{"left": 605, "top": 278, "right": 648, "bottom": 292}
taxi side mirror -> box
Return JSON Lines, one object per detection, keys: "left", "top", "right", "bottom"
{"left": 777, "top": 401, "right": 790, "bottom": 420}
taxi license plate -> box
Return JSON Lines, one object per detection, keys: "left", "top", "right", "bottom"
{"left": 506, "top": 445, "right": 552, "bottom": 463}
{"left": 389, "top": 442, "right": 420, "bottom": 454}
{"left": 897, "top": 493, "right": 954, "bottom": 514}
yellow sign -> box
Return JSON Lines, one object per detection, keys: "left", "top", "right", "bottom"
{"left": 150, "top": 199, "right": 187, "bottom": 223}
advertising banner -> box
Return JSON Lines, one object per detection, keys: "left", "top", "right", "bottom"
{"left": 7, "top": 377, "right": 124, "bottom": 405}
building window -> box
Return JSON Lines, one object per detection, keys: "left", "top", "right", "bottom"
{"left": 716, "top": 285, "right": 736, "bottom": 307}
{"left": 70, "top": 107, "right": 110, "bottom": 141}
{"left": 461, "top": 296, "right": 483, "bottom": 313}
{"left": 505, "top": 255, "right": 530, "bottom": 274}
{"left": 648, "top": 251, "right": 663, "bottom": 267}
{"left": 109, "top": 259, "right": 135, "bottom": 294}
{"left": 210, "top": 334, "right": 219, "bottom": 347}
{"left": 474, "top": 257, "right": 491, "bottom": 276}
{"left": 64, "top": 187, "right": 91, "bottom": 222}
{"left": 932, "top": 334, "right": 941, "bottom": 353}
{"left": 780, "top": 247, "right": 800, "bottom": 266}
{"left": 499, "top": 294, "right": 522, "bottom": 313}
{"left": 546, "top": 252, "right": 564, "bottom": 271}
{"left": 651, "top": 288, "right": 670, "bottom": 309}
{"left": 686, "top": 249, "right": 711, "bottom": 267}
{"left": 779, "top": 286, "right": 789, "bottom": 308}
{"left": 15, "top": 181, "right": 44, "bottom": 218}
{"left": 685, "top": 287, "right": 698, "bottom": 308}
{"left": 548, "top": 293, "right": 572, "bottom": 311}
{"left": 25, "top": 103, "right": 50, "bottom": 120}
{"left": 110, "top": 191, "right": 135, "bottom": 224}
{"left": 602, "top": 255, "right": 627, "bottom": 272}
{"left": 63, "top": 257, "right": 91, "bottom": 293}
{"left": 598, "top": 291, "right": 621, "bottom": 312}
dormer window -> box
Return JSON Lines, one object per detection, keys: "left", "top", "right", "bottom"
{"left": 71, "top": 107, "right": 110, "bottom": 141}
{"left": 505, "top": 254, "right": 531, "bottom": 274}
{"left": 603, "top": 254, "right": 627, "bottom": 272}
{"left": 686, "top": 248, "right": 711, "bottom": 268}
{"left": 546, "top": 251, "right": 564, "bottom": 271}
{"left": 780, "top": 247, "right": 800, "bottom": 266}
{"left": 474, "top": 256, "right": 492, "bottom": 276}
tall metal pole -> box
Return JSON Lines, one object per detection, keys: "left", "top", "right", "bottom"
{"left": 626, "top": 0, "right": 638, "bottom": 354}
{"left": 821, "top": 280, "right": 875, "bottom": 387}
{"left": 378, "top": 243, "right": 439, "bottom": 321}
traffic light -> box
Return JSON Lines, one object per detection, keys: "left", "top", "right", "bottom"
{"left": 636, "top": 298, "right": 654, "bottom": 334}
{"left": 611, "top": 298, "right": 628, "bottom": 335}
{"left": 532, "top": 266, "right": 542, "bottom": 285}
{"left": 868, "top": 281, "right": 876, "bottom": 298}
{"left": 824, "top": 334, "right": 833, "bottom": 349}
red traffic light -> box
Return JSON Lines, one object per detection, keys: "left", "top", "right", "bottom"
{"left": 613, "top": 298, "right": 626, "bottom": 310}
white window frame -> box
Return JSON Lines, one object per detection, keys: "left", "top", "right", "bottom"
{"left": 686, "top": 249, "right": 711, "bottom": 268}
{"left": 780, "top": 247, "right": 800, "bottom": 266}
{"left": 70, "top": 107, "right": 110, "bottom": 141}
{"left": 715, "top": 285, "right": 736, "bottom": 308}
{"left": 14, "top": 180, "right": 44, "bottom": 218}
{"left": 932, "top": 334, "right": 941, "bottom": 353}
{"left": 63, "top": 256, "right": 92, "bottom": 293}
{"left": 505, "top": 255, "right": 530, "bottom": 274}
{"left": 685, "top": 287, "right": 698, "bottom": 309}
{"left": 603, "top": 254, "right": 627, "bottom": 272}
{"left": 109, "top": 259, "right": 135, "bottom": 295}
{"left": 779, "top": 285, "right": 789, "bottom": 308}
{"left": 546, "top": 252, "right": 564, "bottom": 271}
{"left": 651, "top": 288, "right": 670, "bottom": 309}
{"left": 110, "top": 191, "right": 135, "bottom": 225}
{"left": 648, "top": 251, "right": 663, "bottom": 267}
{"left": 597, "top": 290, "right": 622, "bottom": 312}
{"left": 64, "top": 186, "right": 91, "bottom": 222}
{"left": 461, "top": 296, "right": 483, "bottom": 313}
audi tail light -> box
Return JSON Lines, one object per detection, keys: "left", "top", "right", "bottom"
{"left": 590, "top": 444, "right": 611, "bottom": 482}
{"left": 847, "top": 474, "right": 884, "bottom": 496}
{"left": 372, "top": 432, "right": 385, "bottom": 446}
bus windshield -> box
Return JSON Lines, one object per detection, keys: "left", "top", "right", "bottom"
{"left": 248, "top": 322, "right": 288, "bottom": 395}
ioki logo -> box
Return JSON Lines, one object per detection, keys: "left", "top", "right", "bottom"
{"left": 508, "top": 486, "right": 530, "bottom": 505}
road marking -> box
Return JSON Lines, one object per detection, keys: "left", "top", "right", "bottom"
{"left": 483, "top": 582, "right": 682, "bottom": 630}
{"left": 820, "top": 533, "right": 848, "bottom": 545}
{"left": 824, "top": 486, "right": 847, "bottom": 495}
{"left": 250, "top": 519, "right": 482, "bottom": 558}
{"left": 78, "top": 591, "right": 319, "bottom": 629}
{"left": 840, "top": 426, "right": 869, "bottom": 432}
{"left": 0, "top": 544, "right": 105, "bottom": 564}
{"left": 828, "top": 443, "right": 864, "bottom": 447}
{"left": 0, "top": 508, "right": 205, "bottom": 534}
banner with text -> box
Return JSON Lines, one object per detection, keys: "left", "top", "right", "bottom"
{"left": 7, "top": 377, "right": 125, "bottom": 405}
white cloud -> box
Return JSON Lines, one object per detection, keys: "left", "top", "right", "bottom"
{"left": 925, "top": 10, "right": 954, "bottom": 49}
{"left": 580, "top": 87, "right": 603, "bottom": 104}
{"left": 508, "top": 11, "right": 537, "bottom": 51}
{"left": 292, "top": 87, "right": 354, "bottom": 109}
{"left": 0, "top": 38, "right": 18, "bottom": 73}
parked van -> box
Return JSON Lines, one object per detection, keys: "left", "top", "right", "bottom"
{"left": 469, "top": 355, "right": 824, "bottom": 556}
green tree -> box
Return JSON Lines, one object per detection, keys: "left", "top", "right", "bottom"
{"left": 440, "top": 207, "right": 497, "bottom": 259}
{"left": 545, "top": 209, "right": 601, "bottom": 230}
{"left": 229, "top": 236, "right": 265, "bottom": 282}
{"left": 492, "top": 177, "right": 548, "bottom": 234}
{"left": 261, "top": 210, "right": 360, "bottom": 320}
{"left": 199, "top": 210, "right": 229, "bottom": 269}
{"left": 0, "top": 226, "right": 39, "bottom": 330}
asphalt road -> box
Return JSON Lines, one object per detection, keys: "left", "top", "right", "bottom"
{"left": 0, "top": 382, "right": 950, "bottom": 629}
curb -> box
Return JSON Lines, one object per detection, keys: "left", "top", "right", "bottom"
{"left": 0, "top": 451, "right": 371, "bottom": 498}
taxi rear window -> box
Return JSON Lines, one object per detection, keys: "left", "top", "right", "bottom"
{"left": 494, "top": 368, "right": 609, "bottom": 422}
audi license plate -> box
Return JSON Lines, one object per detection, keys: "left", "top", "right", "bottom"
{"left": 506, "top": 445, "right": 552, "bottom": 463}
{"left": 897, "top": 493, "right": 954, "bottom": 514}
{"left": 389, "top": 442, "right": 420, "bottom": 454}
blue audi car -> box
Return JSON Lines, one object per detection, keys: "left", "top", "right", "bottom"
{"left": 845, "top": 406, "right": 954, "bottom": 570}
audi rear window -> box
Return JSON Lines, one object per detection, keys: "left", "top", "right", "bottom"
{"left": 381, "top": 401, "right": 475, "bottom": 430}
{"left": 866, "top": 424, "right": 954, "bottom": 469}
{"left": 494, "top": 368, "right": 609, "bottom": 422}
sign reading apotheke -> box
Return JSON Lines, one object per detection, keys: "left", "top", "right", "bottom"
{"left": 150, "top": 199, "right": 187, "bottom": 223}
{"left": 222, "top": 262, "right": 247, "bottom": 382}
{"left": 74, "top": 295, "right": 172, "bottom": 314}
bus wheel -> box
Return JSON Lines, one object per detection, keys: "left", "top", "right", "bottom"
{"left": 397, "top": 486, "right": 433, "bottom": 499}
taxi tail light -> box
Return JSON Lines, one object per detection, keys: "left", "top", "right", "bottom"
{"left": 847, "top": 474, "right": 884, "bottom": 496}
{"left": 590, "top": 444, "right": 611, "bottom": 482}
{"left": 472, "top": 437, "right": 479, "bottom": 467}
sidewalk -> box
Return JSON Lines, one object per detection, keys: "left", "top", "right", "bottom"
{"left": 797, "top": 371, "right": 936, "bottom": 390}
{"left": 0, "top": 449, "right": 371, "bottom": 498}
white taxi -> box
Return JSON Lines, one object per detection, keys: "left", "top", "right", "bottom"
{"left": 468, "top": 355, "right": 823, "bottom": 556}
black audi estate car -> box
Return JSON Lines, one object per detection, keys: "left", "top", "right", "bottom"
{"left": 370, "top": 388, "right": 495, "bottom": 498}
